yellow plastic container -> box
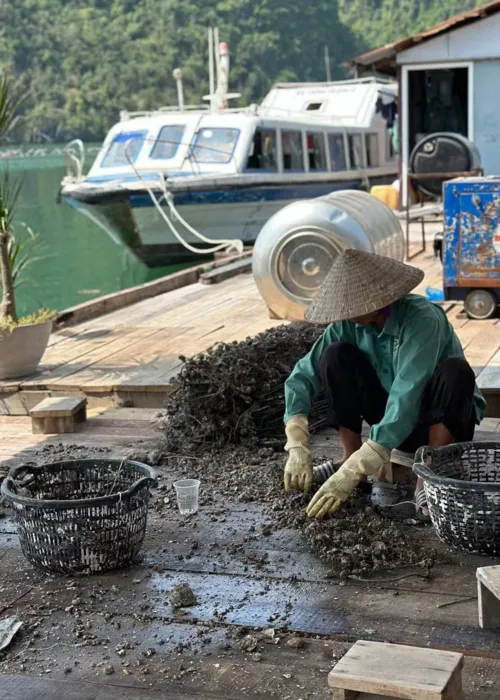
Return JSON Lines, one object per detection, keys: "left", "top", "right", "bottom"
{"left": 370, "top": 184, "right": 399, "bottom": 210}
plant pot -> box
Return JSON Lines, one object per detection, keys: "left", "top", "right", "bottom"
{"left": 0, "top": 320, "right": 52, "bottom": 380}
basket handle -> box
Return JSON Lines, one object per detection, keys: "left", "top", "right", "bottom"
{"left": 123, "top": 475, "right": 157, "bottom": 500}
{"left": 413, "top": 445, "right": 435, "bottom": 479}
{"left": 0, "top": 476, "right": 15, "bottom": 498}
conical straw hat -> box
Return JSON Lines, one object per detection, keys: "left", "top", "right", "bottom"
{"left": 304, "top": 249, "right": 424, "bottom": 324}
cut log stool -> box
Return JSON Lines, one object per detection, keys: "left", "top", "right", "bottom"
{"left": 30, "top": 396, "right": 87, "bottom": 435}
{"left": 477, "top": 565, "right": 500, "bottom": 629}
{"left": 328, "top": 640, "right": 464, "bottom": 700}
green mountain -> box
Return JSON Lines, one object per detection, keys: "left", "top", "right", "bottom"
{"left": 0, "top": 0, "right": 485, "bottom": 142}
{"left": 338, "top": 0, "right": 483, "bottom": 50}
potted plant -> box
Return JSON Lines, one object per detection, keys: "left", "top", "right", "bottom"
{"left": 0, "top": 75, "right": 55, "bottom": 380}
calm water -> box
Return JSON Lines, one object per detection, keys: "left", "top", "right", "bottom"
{"left": 1, "top": 146, "right": 180, "bottom": 318}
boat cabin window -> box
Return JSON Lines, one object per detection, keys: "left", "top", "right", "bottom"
{"left": 306, "top": 102, "right": 324, "bottom": 111}
{"left": 366, "top": 134, "right": 379, "bottom": 167}
{"left": 246, "top": 128, "right": 278, "bottom": 171}
{"left": 328, "top": 134, "right": 346, "bottom": 171}
{"left": 307, "top": 132, "right": 327, "bottom": 171}
{"left": 150, "top": 125, "right": 185, "bottom": 160}
{"left": 191, "top": 128, "right": 239, "bottom": 163}
{"left": 348, "top": 134, "right": 364, "bottom": 169}
{"left": 282, "top": 130, "right": 304, "bottom": 171}
{"left": 101, "top": 130, "right": 147, "bottom": 168}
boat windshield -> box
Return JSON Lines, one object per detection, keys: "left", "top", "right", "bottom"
{"left": 101, "top": 130, "right": 147, "bottom": 168}
{"left": 190, "top": 128, "right": 239, "bottom": 164}
{"left": 150, "top": 125, "right": 186, "bottom": 160}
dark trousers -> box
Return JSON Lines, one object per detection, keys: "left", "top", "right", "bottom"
{"left": 319, "top": 342, "right": 476, "bottom": 453}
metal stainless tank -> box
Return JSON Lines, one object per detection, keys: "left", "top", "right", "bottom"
{"left": 252, "top": 190, "right": 404, "bottom": 320}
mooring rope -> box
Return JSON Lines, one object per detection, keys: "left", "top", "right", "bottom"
{"left": 124, "top": 138, "right": 244, "bottom": 256}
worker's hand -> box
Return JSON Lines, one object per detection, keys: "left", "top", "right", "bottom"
{"left": 284, "top": 414, "right": 313, "bottom": 493}
{"left": 306, "top": 440, "right": 391, "bottom": 518}
{"left": 284, "top": 447, "right": 313, "bottom": 493}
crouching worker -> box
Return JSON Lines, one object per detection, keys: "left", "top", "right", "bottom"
{"left": 283, "top": 250, "right": 486, "bottom": 519}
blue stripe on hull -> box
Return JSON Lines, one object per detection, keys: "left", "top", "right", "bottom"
{"left": 129, "top": 181, "right": 361, "bottom": 208}
{"left": 62, "top": 173, "right": 395, "bottom": 267}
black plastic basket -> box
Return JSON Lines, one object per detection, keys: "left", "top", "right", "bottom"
{"left": 414, "top": 442, "right": 500, "bottom": 555}
{"left": 1, "top": 459, "right": 157, "bottom": 575}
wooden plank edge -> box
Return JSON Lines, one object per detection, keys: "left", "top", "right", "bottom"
{"left": 55, "top": 252, "right": 253, "bottom": 328}
{"left": 200, "top": 259, "right": 252, "bottom": 285}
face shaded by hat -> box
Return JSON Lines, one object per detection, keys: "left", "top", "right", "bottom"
{"left": 304, "top": 249, "right": 425, "bottom": 325}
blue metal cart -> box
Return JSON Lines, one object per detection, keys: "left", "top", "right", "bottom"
{"left": 443, "top": 177, "right": 500, "bottom": 319}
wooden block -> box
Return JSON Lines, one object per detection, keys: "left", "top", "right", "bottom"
{"left": 442, "top": 669, "right": 463, "bottom": 700}
{"left": 328, "top": 640, "right": 463, "bottom": 700}
{"left": 31, "top": 415, "right": 75, "bottom": 435}
{"left": 477, "top": 566, "right": 500, "bottom": 629}
{"left": 380, "top": 462, "right": 412, "bottom": 485}
{"left": 332, "top": 690, "right": 359, "bottom": 700}
{"left": 30, "top": 396, "right": 87, "bottom": 418}
{"left": 477, "top": 565, "right": 500, "bottom": 599}
{"left": 30, "top": 396, "right": 87, "bottom": 435}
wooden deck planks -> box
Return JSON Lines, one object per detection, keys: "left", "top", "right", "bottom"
{"left": 58, "top": 328, "right": 187, "bottom": 391}
{"left": 0, "top": 254, "right": 498, "bottom": 407}
{"left": 460, "top": 322, "right": 500, "bottom": 376}
{"left": 2, "top": 407, "right": 500, "bottom": 697}
{"left": 0, "top": 409, "right": 159, "bottom": 464}
{"left": 21, "top": 327, "right": 172, "bottom": 391}
{"left": 2, "top": 651, "right": 498, "bottom": 700}
{"left": 477, "top": 348, "right": 500, "bottom": 392}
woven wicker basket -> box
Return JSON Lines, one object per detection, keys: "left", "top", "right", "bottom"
{"left": 1, "top": 459, "right": 156, "bottom": 574}
{"left": 414, "top": 442, "right": 500, "bottom": 555}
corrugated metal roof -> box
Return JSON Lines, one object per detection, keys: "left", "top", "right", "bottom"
{"left": 349, "top": 0, "right": 500, "bottom": 74}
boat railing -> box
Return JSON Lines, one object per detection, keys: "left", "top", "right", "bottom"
{"left": 64, "top": 139, "right": 85, "bottom": 182}
{"left": 120, "top": 105, "right": 209, "bottom": 120}
{"left": 271, "top": 76, "right": 394, "bottom": 88}
{"left": 119, "top": 105, "right": 258, "bottom": 121}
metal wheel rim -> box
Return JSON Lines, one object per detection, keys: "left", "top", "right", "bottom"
{"left": 465, "top": 290, "right": 496, "bottom": 320}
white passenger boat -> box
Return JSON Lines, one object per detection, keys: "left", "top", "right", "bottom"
{"left": 60, "top": 36, "right": 398, "bottom": 267}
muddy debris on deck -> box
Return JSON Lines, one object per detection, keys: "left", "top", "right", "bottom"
{"left": 146, "top": 324, "right": 437, "bottom": 580}
{"left": 162, "top": 323, "right": 326, "bottom": 450}
{"left": 169, "top": 583, "right": 198, "bottom": 609}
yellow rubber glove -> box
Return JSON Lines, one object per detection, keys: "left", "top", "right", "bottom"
{"left": 284, "top": 414, "right": 313, "bottom": 493}
{"left": 306, "top": 440, "right": 391, "bottom": 518}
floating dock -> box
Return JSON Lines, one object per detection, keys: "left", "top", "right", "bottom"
{"left": 1, "top": 251, "right": 500, "bottom": 698}
{"left": 1, "top": 410, "right": 500, "bottom": 698}
{"left": 0, "top": 249, "right": 498, "bottom": 416}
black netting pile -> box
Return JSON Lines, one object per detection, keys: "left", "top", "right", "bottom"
{"left": 162, "top": 323, "right": 328, "bottom": 451}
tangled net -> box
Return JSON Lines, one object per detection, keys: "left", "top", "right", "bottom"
{"left": 163, "top": 323, "right": 328, "bottom": 451}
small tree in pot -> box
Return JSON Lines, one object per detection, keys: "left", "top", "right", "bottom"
{"left": 0, "top": 75, "right": 55, "bottom": 379}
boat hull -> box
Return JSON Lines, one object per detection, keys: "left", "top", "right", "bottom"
{"left": 63, "top": 174, "right": 397, "bottom": 267}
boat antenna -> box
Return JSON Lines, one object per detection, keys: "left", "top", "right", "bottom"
{"left": 203, "top": 27, "right": 241, "bottom": 110}
{"left": 214, "top": 27, "right": 221, "bottom": 87}
{"left": 324, "top": 46, "right": 332, "bottom": 82}
{"left": 173, "top": 68, "right": 184, "bottom": 111}
{"left": 208, "top": 27, "right": 215, "bottom": 111}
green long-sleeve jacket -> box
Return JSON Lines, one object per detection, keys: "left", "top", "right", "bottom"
{"left": 284, "top": 295, "right": 486, "bottom": 449}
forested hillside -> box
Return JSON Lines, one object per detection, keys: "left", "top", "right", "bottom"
{"left": 0, "top": 0, "right": 485, "bottom": 142}
{"left": 338, "top": 0, "right": 482, "bottom": 50}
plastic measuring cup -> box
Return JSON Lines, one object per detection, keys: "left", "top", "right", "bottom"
{"left": 173, "top": 479, "right": 200, "bottom": 515}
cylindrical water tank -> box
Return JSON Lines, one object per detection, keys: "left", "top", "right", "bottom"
{"left": 252, "top": 190, "right": 404, "bottom": 321}
{"left": 410, "top": 132, "right": 481, "bottom": 199}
